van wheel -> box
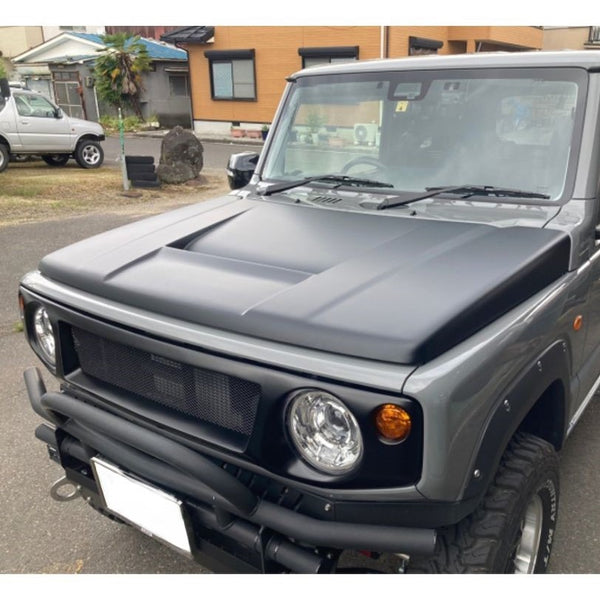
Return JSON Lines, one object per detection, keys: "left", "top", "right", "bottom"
{"left": 0, "top": 144, "right": 9, "bottom": 173}
{"left": 407, "top": 433, "right": 559, "bottom": 574}
{"left": 75, "top": 141, "right": 104, "bottom": 169}
{"left": 42, "top": 154, "right": 70, "bottom": 167}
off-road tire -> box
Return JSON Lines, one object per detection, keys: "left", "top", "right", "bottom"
{"left": 407, "top": 433, "right": 559, "bottom": 574}
{"left": 42, "top": 154, "right": 70, "bottom": 167}
{"left": 75, "top": 140, "right": 104, "bottom": 169}
{"left": 0, "top": 144, "right": 9, "bottom": 173}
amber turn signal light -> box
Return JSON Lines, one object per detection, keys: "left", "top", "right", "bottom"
{"left": 374, "top": 404, "right": 412, "bottom": 442}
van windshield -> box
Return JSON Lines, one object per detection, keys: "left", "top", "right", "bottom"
{"left": 260, "top": 67, "right": 585, "bottom": 202}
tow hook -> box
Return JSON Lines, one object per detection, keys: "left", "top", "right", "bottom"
{"left": 50, "top": 476, "right": 81, "bottom": 502}
{"left": 396, "top": 553, "right": 410, "bottom": 573}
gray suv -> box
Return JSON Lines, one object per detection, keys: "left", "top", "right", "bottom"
{"left": 0, "top": 81, "right": 104, "bottom": 172}
{"left": 18, "top": 51, "right": 600, "bottom": 573}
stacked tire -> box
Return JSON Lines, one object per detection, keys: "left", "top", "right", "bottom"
{"left": 125, "top": 155, "right": 160, "bottom": 188}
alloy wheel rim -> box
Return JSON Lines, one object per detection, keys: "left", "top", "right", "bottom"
{"left": 82, "top": 145, "right": 100, "bottom": 165}
{"left": 512, "top": 493, "right": 544, "bottom": 574}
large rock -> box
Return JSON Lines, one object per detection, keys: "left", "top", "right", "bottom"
{"left": 156, "top": 126, "right": 204, "bottom": 184}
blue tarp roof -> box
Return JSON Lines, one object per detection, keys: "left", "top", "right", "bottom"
{"left": 71, "top": 32, "right": 187, "bottom": 61}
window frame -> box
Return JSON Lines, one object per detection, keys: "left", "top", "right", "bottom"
{"left": 168, "top": 73, "right": 190, "bottom": 98}
{"left": 408, "top": 36, "right": 443, "bottom": 56}
{"left": 298, "top": 46, "right": 359, "bottom": 69}
{"left": 204, "top": 49, "right": 257, "bottom": 101}
{"left": 14, "top": 92, "right": 58, "bottom": 118}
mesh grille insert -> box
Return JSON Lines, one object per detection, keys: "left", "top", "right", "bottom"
{"left": 71, "top": 327, "right": 260, "bottom": 437}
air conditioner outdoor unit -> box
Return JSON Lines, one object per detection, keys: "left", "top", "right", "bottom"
{"left": 353, "top": 123, "right": 378, "bottom": 145}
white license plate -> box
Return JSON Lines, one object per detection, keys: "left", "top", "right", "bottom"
{"left": 91, "top": 457, "right": 192, "bottom": 555}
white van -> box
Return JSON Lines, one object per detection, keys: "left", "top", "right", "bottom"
{"left": 0, "top": 81, "right": 105, "bottom": 173}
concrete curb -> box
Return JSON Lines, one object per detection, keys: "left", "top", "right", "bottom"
{"left": 131, "top": 130, "right": 265, "bottom": 146}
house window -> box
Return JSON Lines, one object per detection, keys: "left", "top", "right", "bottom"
{"left": 169, "top": 74, "right": 189, "bottom": 97}
{"left": 53, "top": 70, "right": 79, "bottom": 81}
{"left": 299, "top": 46, "right": 359, "bottom": 69}
{"left": 589, "top": 27, "right": 600, "bottom": 44}
{"left": 409, "top": 36, "right": 443, "bottom": 56}
{"left": 204, "top": 49, "right": 256, "bottom": 101}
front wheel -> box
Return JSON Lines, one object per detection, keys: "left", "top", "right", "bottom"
{"left": 0, "top": 144, "right": 9, "bottom": 173}
{"left": 407, "top": 433, "right": 559, "bottom": 574}
{"left": 42, "top": 154, "right": 70, "bottom": 167}
{"left": 75, "top": 140, "right": 104, "bottom": 169}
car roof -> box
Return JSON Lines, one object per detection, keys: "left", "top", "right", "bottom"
{"left": 10, "top": 87, "right": 42, "bottom": 95}
{"left": 291, "top": 50, "right": 600, "bottom": 79}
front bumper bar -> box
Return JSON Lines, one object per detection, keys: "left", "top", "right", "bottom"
{"left": 25, "top": 367, "right": 437, "bottom": 570}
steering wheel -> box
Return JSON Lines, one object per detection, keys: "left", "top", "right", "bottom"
{"left": 341, "top": 156, "right": 391, "bottom": 179}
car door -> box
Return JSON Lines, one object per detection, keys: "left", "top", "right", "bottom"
{"left": 0, "top": 94, "right": 22, "bottom": 149}
{"left": 571, "top": 217, "right": 600, "bottom": 423}
{"left": 14, "top": 92, "right": 72, "bottom": 152}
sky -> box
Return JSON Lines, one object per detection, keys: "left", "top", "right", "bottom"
{"left": 1, "top": 2, "right": 597, "bottom": 27}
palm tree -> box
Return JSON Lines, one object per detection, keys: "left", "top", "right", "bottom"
{"left": 94, "top": 33, "right": 150, "bottom": 120}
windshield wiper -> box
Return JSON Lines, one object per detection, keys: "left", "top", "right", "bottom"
{"left": 260, "top": 174, "right": 393, "bottom": 196}
{"left": 377, "top": 185, "right": 551, "bottom": 210}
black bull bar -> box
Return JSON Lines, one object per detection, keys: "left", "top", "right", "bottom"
{"left": 24, "top": 367, "right": 436, "bottom": 570}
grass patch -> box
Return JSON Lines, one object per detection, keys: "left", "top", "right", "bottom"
{"left": 0, "top": 160, "right": 230, "bottom": 226}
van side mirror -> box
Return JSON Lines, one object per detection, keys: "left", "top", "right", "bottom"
{"left": 226, "top": 152, "right": 259, "bottom": 189}
{"left": 0, "top": 78, "right": 11, "bottom": 99}
{"left": 54, "top": 107, "right": 63, "bottom": 119}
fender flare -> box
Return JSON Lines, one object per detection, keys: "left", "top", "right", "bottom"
{"left": 461, "top": 339, "right": 570, "bottom": 501}
{"left": 74, "top": 133, "right": 105, "bottom": 149}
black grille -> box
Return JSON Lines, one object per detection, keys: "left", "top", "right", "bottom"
{"left": 71, "top": 327, "right": 260, "bottom": 437}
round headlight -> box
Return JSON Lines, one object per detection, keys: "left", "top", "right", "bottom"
{"left": 287, "top": 390, "right": 363, "bottom": 475}
{"left": 33, "top": 306, "right": 56, "bottom": 366}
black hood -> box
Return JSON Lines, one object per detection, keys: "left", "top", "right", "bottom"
{"left": 39, "top": 196, "right": 571, "bottom": 364}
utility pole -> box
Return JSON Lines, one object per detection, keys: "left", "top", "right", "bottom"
{"left": 118, "top": 107, "right": 129, "bottom": 191}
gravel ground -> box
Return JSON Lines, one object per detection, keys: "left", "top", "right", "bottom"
{"left": 0, "top": 160, "right": 230, "bottom": 227}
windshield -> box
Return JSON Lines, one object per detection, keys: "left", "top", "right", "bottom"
{"left": 261, "top": 67, "right": 585, "bottom": 202}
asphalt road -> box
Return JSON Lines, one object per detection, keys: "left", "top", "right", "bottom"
{"left": 102, "top": 134, "right": 261, "bottom": 171}
{"left": 1, "top": 148, "right": 599, "bottom": 575}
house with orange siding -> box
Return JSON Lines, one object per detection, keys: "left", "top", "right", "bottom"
{"left": 161, "top": 26, "right": 543, "bottom": 137}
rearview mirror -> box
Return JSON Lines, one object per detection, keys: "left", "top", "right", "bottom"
{"left": 226, "top": 152, "right": 259, "bottom": 190}
{"left": 54, "top": 107, "right": 63, "bottom": 119}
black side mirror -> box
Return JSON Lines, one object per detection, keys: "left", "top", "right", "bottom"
{"left": 227, "top": 152, "right": 259, "bottom": 190}
{"left": 54, "top": 107, "right": 63, "bottom": 119}
{"left": 0, "top": 78, "right": 11, "bottom": 99}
